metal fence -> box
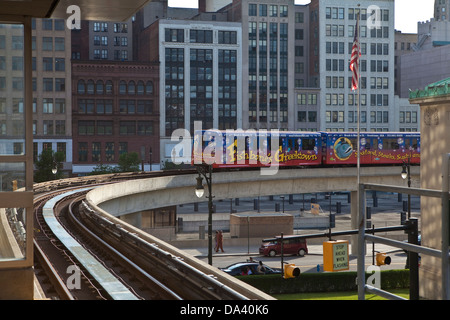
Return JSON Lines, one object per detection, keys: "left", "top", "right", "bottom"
{"left": 357, "top": 154, "right": 450, "bottom": 300}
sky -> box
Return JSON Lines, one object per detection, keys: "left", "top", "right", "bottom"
{"left": 168, "top": 0, "right": 434, "bottom": 34}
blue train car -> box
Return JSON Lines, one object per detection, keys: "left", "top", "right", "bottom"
{"left": 192, "top": 130, "right": 322, "bottom": 168}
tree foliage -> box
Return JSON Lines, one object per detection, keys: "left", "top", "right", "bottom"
{"left": 88, "top": 152, "right": 141, "bottom": 176}
{"left": 34, "top": 149, "right": 65, "bottom": 183}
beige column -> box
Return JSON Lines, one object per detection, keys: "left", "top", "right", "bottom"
{"left": 410, "top": 81, "right": 450, "bottom": 300}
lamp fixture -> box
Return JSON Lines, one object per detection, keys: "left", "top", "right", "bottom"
{"left": 195, "top": 175, "right": 204, "bottom": 198}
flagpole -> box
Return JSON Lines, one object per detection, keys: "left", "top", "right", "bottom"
{"left": 357, "top": 7, "right": 361, "bottom": 188}
{"left": 355, "top": 3, "right": 364, "bottom": 301}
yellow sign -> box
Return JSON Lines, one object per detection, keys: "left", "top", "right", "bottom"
{"left": 323, "top": 240, "right": 349, "bottom": 272}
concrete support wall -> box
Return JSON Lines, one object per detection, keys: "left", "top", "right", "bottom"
{"left": 412, "top": 95, "right": 450, "bottom": 299}
{"left": 86, "top": 167, "right": 419, "bottom": 218}
{"left": 230, "top": 213, "right": 293, "bottom": 238}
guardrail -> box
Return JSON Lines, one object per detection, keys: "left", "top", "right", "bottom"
{"left": 357, "top": 153, "right": 450, "bottom": 300}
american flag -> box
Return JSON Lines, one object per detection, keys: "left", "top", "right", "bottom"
{"left": 350, "top": 19, "right": 360, "bottom": 91}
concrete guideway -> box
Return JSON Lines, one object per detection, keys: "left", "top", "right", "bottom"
{"left": 86, "top": 166, "right": 420, "bottom": 219}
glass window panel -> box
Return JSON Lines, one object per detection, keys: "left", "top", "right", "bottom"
{"left": 0, "top": 162, "right": 25, "bottom": 191}
{"left": 0, "top": 207, "right": 27, "bottom": 260}
{"left": 0, "top": 24, "right": 25, "bottom": 155}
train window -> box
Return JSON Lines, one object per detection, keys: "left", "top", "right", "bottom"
{"left": 288, "top": 138, "right": 294, "bottom": 152}
{"left": 373, "top": 139, "right": 378, "bottom": 150}
{"left": 405, "top": 138, "right": 418, "bottom": 150}
{"left": 349, "top": 138, "right": 357, "bottom": 150}
{"left": 295, "top": 139, "right": 300, "bottom": 151}
{"left": 383, "top": 138, "right": 399, "bottom": 150}
{"left": 302, "top": 138, "right": 315, "bottom": 151}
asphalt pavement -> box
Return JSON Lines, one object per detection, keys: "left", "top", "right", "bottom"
{"left": 173, "top": 191, "right": 420, "bottom": 262}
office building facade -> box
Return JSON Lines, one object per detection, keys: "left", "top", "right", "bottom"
{"left": 226, "top": 0, "right": 296, "bottom": 131}
{"left": 71, "top": 60, "right": 159, "bottom": 174}
{"left": 32, "top": 18, "right": 73, "bottom": 175}
{"left": 135, "top": 17, "right": 242, "bottom": 164}
{"left": 309, "top": 0, "right": 397, "bottom": 132}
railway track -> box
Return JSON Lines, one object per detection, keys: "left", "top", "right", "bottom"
{"left": 32, "top": 171, "right": 264, "bottom": 300}
{"left": 34, "top": 187, "right": 181, "bottom": 300}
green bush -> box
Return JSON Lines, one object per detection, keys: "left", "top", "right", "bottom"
{"left": 238, "top": 270, "right": 409, "bottom": 295}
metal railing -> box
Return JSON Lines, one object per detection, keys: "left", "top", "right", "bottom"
{"left": 357, "top": 154, "right": 450, "bottom": 300}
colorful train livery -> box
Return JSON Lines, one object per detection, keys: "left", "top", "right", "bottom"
{"left": 192, "top": 130, "right": 420, "bottom": 169}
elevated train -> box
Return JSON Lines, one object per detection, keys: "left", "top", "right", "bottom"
{"left": 192, "top": 130, "right": 420, "bottom": 168}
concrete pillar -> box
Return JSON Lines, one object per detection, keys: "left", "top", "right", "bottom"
{"left": 410, "top": 79, "right": 450, "bottom": 299}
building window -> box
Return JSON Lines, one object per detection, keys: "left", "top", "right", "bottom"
{"left": 92, "top": 142, "right": 101, "bottom": 162}
{"left": 97, "top": 121, "right": 113, "bottom": 135}
{"left": 298, "top": 111, "right": 306, "bottom": 122}
{"left": 190, "top": 29, "right": 213, "bottom": 43}
{"left": 78, "top": 142, "right": 88, "bottom": 162}
{"left": 77, "top": 80, "right": 86, "bottom": 94}
{"left": 55, "top": 120, "right": 65, "bottom": 135}
{"left": 137, "top": 100, "right": 153, "bottom": 114}
{"left": 105, "top": 143, "right": 114, "bottom": 162}
{"left": 43, "top": 120, "right": 54, "bottom": 135}
{"left": 78, "top": 121, "right": 95, "bottom": 135}
{"left": 54, "top": 19, "right": 65, "bottom": 31}
{"left": 43, "top": 98, "right": 53, "bottom": 113}
{"left": 120, "top": 121, "right": 136, "bottom": 135}
{"left": 165, "top": 28, "right": 184, "bottom": 42}
{"left": 218, "top": 31, "right": 237, "bottom": 44}
{"left": 55, "top": 78, "right": 65, "bottom": 91}
{"left": 119, "top": 80, "right": 127, "bottom": 95}
{"left": 57, "top": 142, "right": 66, "bottom": 161}
{"left": 280, "top": 5, "right": 288, "bottom": 17}
{"left": 42, "top": 37, "right": 52, "bottom": 51}
{"left": 55, "top": 58, "right": 65, "bottom": 71}
{"left": 249, "top": 4, "right": 257, "bottom": 16}
{"left": 43, "top": 78, "right": 53, "bottom": 91}
{"left": 269, "top": 5, "right": 278, "bottom": 17}
{"left": 137, "top": 121, "right": 153, "bottom": 135}
{"left": 42, "top": 19, "right": 52, "bottom": 30}
{"left": 105, "top": 80, "right": 113, "bottom": 94}
{"left": 55, "top": 99, "right": 65, "bottom": 114}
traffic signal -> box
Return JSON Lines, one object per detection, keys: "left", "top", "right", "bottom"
{"left": 283, "top": 264, "right": 300, "bottom": 279}
{"left": 376, "top": 252, "right": 391, "bottom": 266}
{"left": 12, "top": 180, "right": 17, "bottom": 191}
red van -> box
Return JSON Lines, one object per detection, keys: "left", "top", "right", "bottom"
{"left": 259, "top": 235, "right": 308, "bottom": 257}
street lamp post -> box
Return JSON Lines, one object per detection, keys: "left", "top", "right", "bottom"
{"left": 401, "top": 158, "right": 411, "bottom": 219}
{"left": 195, "top": 164, "right": 213, "bottom": 265}
{"left": 52, "top": 160, "right": 58, "bottom": 180}
{"left": 401, "top": 156, "right": 419, "bottom": 299}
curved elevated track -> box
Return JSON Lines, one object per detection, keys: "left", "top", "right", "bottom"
{"left": 33, "top": 170, "right": 274, "bottom": 300}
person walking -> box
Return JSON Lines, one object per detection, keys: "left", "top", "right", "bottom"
{"left": 216, "top": 230, "right": 224, "bottom": 252}
{"left": 214, "top": 230, "right": 218, "bottom": 252}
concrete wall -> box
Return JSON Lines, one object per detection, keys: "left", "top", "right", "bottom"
{"left": 230, "top": 213, "right": 293, "bottom": 238}
{"left": 86, "top": 167, "right": 419, "bottom": 220}
{"left": 411, "top": 94, "right": 450, "bottom": 300}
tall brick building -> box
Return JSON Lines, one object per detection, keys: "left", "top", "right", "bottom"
{"left": 71, "top": 60, "right": 159, "bottom": 174}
